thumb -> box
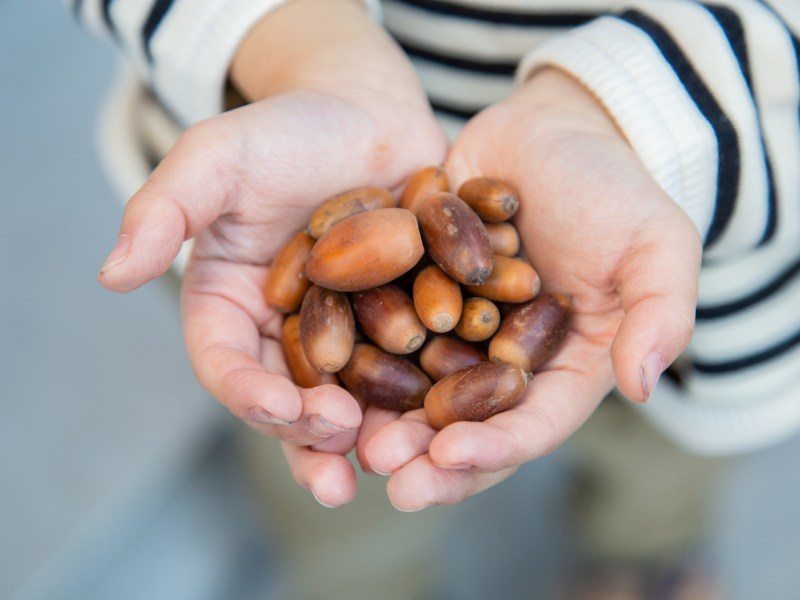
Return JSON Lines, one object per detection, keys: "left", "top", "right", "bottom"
{"left": 611, "top": 215, "right": 702, "bottom": 403}
{"left": 97, "top": 120, "right": 235, "bottom": 293}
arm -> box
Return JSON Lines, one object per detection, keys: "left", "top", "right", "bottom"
{"left": 92, "top": 0, "right": 448, "bottom": 507}
{"left": 359, "top": 0, "right": 800, "bottom": 510}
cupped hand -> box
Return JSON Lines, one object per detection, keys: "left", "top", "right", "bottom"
{"left": 97, "top": 0, "right": 448, "bottom": 507}
{"left": 359, "top": 68, "right": 702, "bottom": 511}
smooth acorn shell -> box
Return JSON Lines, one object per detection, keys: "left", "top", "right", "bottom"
{"left": 457, "top": 177, "right": 520, "bottom": 223}
{"left": 489, "top": 292, "right": 574, "bottom": 372}
{"left": 263, "top": 230, "right": 315, "bottom": 313}
{"left": 424, "top": 362, "right": 529, "bottom": 430}
{"left": 352, "top": 284, "right": 427, "bottom": 354}
{"left": 412, "top": 264, "right": 462, "bottom": 333}
{"left": 399, "top": 165, "right": 450, "bottom": 215}
{"left": 299, "top": 285, "right": 355, "bottom": 373}
{"left": 417, "top": 192, "right": 493, "bottom": 285}
{"left": 465, "top": 255, "right": 541, "bottom": 303}
{"left": 455, "top": 297, "right": 500, "bottom": 342}
{"left": 282, "top": 314, "right": 339, "bottom": 387}
{"left": 484, "top": 222, "right": 521, "bottom": 257}
{"left": 306, "top": 208, "right": 424, "bottom": 292}
{"left": 419, "top": 335, "right": 486, "bottom": 381}
{"left": 307, "top": 187, "right": 396, "bottom": 239}
{"left": 338, "top": 343, "right": 432, "bottom": 412}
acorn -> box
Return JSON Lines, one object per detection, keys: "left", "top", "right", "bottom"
{"left": 454, "top": 297, "right": 501, "bottom": 342}
{"left": 338, "top": 343, "right": 432, "bottom": 412}
{"left": 281, "top": 314, "right": 339, "bottom": 388}
{"left": 263, "top": 230, "right": 315, "bottom": 313}
{"left": 412, "top": 264, "right": 463, "bottom": 333}
{"left": 307, "top": 187, "right": 396, "bottom": 239}
{"left": 465, "top": 255, "right": 541, "bottom": 303}
{"left": 484, "top": 222, "right": 521, "bottom": 258}
{"left": 489, "top": 292, "right": 574, "bottom": 372}
{"left": 306, "top": 208, "right": 424, "bottom": 291}
{"left": 299, "top": 284, "right": 355, "bottom": 373}
{"left": 399, "top": 165, "right": 450, "bottom": 215}
{"left": 417, "top": 191, "right": 493, "bottom": 285}
{"left": 419, "top": 335, "right": 487, "bottom": 381}
{"left": 352, "top": 284, "right": 427, "bottom": 355}
{"left": 457, "top": 176, "right": 520, "bottom": 222}
{"left": 424, "top": 362, "right": 529, "bottom": 430}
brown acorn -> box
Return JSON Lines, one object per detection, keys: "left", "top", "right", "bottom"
{"left": 338, "top": 343, "right": 432, "bottom": 412}
{"left": 424, "top": 362, "right": 529, "bottom": 430}
{"left": 263, "top": 230, "right": 315, "bottom": 313}
{"left": 454, "top": 297, "right": 501, "bottom": 342}
{"left": 465, "top": 255, "right": 541, "bottom": 303}
{"left": 307, "top": 187, "right": 396, "bottom": 239}
{"left": 412, "top": 264, "right": 463, "bottom": 333}
{"left": 399, "top": 165, "right": 450, "bottom": 215}
{"left": 419, "top": 335, "right": 487, "bottom": 381}
{"left": 488, "top": 292, "right": 574, "bottom": 372}
{"left": 352, "top": 284, "right": 427, "bottom": 355}
{"left": 299, "top": 284, "right": 355, "bottom": 373}
{"left": 484, "top": 222, "right": 521, "bottom": 258}
{"left": 417, "top": 191, "right": 493, "bottom": 285}
{"left": 281, "top": 314, "right": 339, "bottom": 388}
{"left": 457, "top": 177, "right": 520, "bottom": 223}
{"left": 306, "top": 208, "right": 424, "bottom": 292}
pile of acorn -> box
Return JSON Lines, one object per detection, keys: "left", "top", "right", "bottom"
{"left": 264, "top": 166, "right": 573, "bottom": 430}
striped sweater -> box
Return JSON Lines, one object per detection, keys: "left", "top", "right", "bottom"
{"left": 72, "top": 0, "right": 800, "bottom": 456}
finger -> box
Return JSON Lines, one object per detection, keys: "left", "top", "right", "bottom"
{"left": 249, "top": 384, "right": 362, "bottom": 446}
{"left": 611, "top": 212, "right": 702, "bottom": 403}
{"left": 361, "top": 408, "right": 436, "bottom": 476}
{"left": 386, "top": 454, "right": 517, "bottom": 512}
{"left": 354, "top": 405, "right": 402, "bottom": 474}
{"left": 428, "top": 341, "right": 611, "bottom": 472}
{"left": 98, "top": 120, "right": 238, "bottom": 292}
{"left": 281, "top": 442, "right": 358, "bottom": 508}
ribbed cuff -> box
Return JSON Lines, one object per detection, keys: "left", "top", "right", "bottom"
{"left": 517, "top": 16, "right": 718, "bottom": 239}
{"left": 150, "top": 0, "right": 382, "bottom": 126}
{"left": 637, "top": 376, "right": 800, "bottom": 456}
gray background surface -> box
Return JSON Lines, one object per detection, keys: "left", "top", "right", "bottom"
{"left": 2, "top": 3, "right": 800, "bottom": 599}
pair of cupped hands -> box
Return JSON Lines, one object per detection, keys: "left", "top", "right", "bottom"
{"left": 97, "top": 0, "right": 701, "bottom": 510}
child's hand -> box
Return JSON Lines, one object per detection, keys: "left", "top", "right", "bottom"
{"left": 97, "top": 0, "right": 447, "bottom": 507}
{"left": 359, "top": 68, "right": 702, "bottom": 511}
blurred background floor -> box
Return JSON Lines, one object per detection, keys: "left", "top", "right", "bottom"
{"left": 2, "top": 3, "right": 800, "bottom": 600}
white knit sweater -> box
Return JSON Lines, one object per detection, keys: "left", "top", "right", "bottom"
{"left": 71, "top": 0, "right": 800, "bottom": 456}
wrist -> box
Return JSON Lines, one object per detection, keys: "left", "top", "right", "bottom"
{"left": 512, "top": 68, "right": 626, "bottom": 142}
{"left": 231, "top": 0, "right": 395, "bottom": 101}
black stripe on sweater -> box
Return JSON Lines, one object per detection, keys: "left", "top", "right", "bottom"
{"left": 71, "top": 0, "right": 84, "bottom": 20}
{"left": 430, "top": 98, "right": 479, "bottom": 120}
{"left": 696, "top": 255, "right": 800, "bottom": 319}
{"left": 693, "top": 327, "right": 800, "bottom": 373}
{"left": 398, "top": 37, "right": 518, "bottom": 75}
{"left": 619, "top": 9, "right": 740, "bottom": 250}
{"left": 704, "top": 3, "right": 778, "bottom": 246}
{"left": 143, "top": 0, "right": 177, "bottom": 64}
{"left": 391, "top": 0, "right": 595, "bottom": 27}
{"left": 102, "top": 0, "right": 117, "bottom": 37}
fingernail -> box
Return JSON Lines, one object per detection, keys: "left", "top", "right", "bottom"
{"left": 311, "top": 488, "right": 336, "bottom": 509}
{"left": 440, "top": 463, "right": 472, "bottom": 471}
{"left": 250, "top": 406, "right": 294, "bottom": 426}
{"left": 393, "top": 503, "right": 433, "bottom": 513}
{"left": 308, "top": 414, "right": 352, "bottom": 438}
{"left": 640, "top": 350, "right": 664, "bottom": 402}
{"left": 372, "top": 467, "right": 391, "bottom": 476}
{"left": 99, "top": 234, "right": 131, "bottom": 275}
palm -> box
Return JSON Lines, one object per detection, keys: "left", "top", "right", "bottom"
{"left": 358, "top": 73, "right": 702, "bottom": 511}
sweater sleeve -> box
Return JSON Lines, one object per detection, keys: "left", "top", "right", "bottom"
{"left": 68, "top": 0, "right": 383, "bottom": 126}
{"left": 517, "top": 1, "right": 800, "bottom": 454}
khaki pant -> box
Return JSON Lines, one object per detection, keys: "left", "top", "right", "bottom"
{"left": 235, "top": 396, "right": 729, "bottom": 600}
